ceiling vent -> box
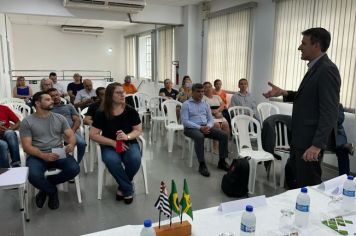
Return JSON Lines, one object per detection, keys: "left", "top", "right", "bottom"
{"left": 63, "top": 0, "right": 146, "bottom": 14}
{"left": 61, "top": 25, "right": 104, "bottom": 35}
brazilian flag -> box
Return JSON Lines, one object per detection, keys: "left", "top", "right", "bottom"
{"left": 169, "top": 180, "right": 180, "bottom": 215}
{"left": 180, "top": 179, "right": 193, "bottom": 220}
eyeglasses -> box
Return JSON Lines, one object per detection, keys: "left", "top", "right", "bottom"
{"left": 116, "top": 92, "right": 126, "bottom": 96}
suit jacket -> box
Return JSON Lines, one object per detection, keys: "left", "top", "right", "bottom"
{"left": 283, "top": 54, "right": 341, "bottom": 151}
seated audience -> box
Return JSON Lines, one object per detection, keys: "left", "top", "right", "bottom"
{"left": 40, "top": 78, "right": 53, "bottom": 92}
{"left": 177, "top": 76, "right": 192, "bottom": 103}
{"left": 203, "top": 82, "right": 230, "bottom": 153}
{"left": 213, "top": 79, "right": 228, "bottom": 106}
{"left": 67, "top": 73, "right": 84, "bottom": 104}
{"left": 49, "top": 72, "right": 67, "bottom": 97}
{"left": 159, "top": 79, "right": 179, "bottom": 100}
{"left": 0, "top": 104, "right": 21, "bottom": 168}
{"left": 90, "top": 82, "right": 142, "bottom": 204}
{"left": 123, "top": 76, "right": 137, "bottom": 108}
{"left": 12, "top": 76, "right": 33, "bottom": 104}
{"left": 181, "top": 83, "right": 229, "bottom": 177}
{"left": 230, "top": 78, "right": 259, "bottom": 120}
{"left": 213, "top": 79, "right": 231, "bottom": 129}
{"left": 336, "top": 103, "right": 354, "bottom": 175}
{"left": 84, "top": 87, "right": 105, "bottom": 125}
{"left": 48, "top": 88, "right": 86, "bottom": 163}
{"left": 74, "top": 79, "right": 96, "bottom": 109}
{"left": 20, "top": 92, "right": 80, "bottom": 210}
{"left": 122, "top": 75, "right": 137, "bottom": 94}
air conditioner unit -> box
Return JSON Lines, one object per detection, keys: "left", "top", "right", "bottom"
{"left": 63, "top": 0, "right": 146, "bottom": 14}
{"left": 61, "top": 25, "right": 104, "bottom": 35}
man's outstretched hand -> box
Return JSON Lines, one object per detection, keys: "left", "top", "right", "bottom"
{"left": 262, "top": 82, "right": 287, "bottom": 98}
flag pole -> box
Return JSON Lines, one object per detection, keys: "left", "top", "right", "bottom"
{"left": 180, "top": 209, "right": 183, "bottom": 224}
{"left": 159, "top": 210, "right": 162, "bottom": 228}
{"left": 170, "top": 207, "right": 172, "bottom": 227}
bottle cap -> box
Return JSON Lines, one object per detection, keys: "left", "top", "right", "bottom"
{"left": 246, "top": 205, "right": 253, "bottom": 212}
{"left": 301, "top": 187, "right": 308, "bottom": 193}
{"left": 347, "top": 175, "right": 354, "bottom": 180}
{"left": 144, "top": 219, "right": 152, "bottom": 227}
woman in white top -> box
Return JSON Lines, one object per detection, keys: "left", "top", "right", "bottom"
{"left": 203, "top": 82, "right": 230, "bottom": 153}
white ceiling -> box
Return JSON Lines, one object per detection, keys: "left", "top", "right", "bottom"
{"left": 7, "top": 0, "right": 206, "bottom": 29}
{"left": 7, "top": 14, "right": 133, "bottom": 29}
{"left": 146, "top": 0, "right": 205, "bottom": 6}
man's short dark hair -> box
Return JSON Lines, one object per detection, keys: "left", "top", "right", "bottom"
{"left": 31, "top": 91, "right": 47, "bottom": 107}
{"left": 302, "top": 28, "right": 331, "bottom": 52}
{"left": 49, "top": 72, "right": 57, "bottom": 77}
{"left": 238, "top": 78, "right": 248, "bottom": 84}
{"left": 96, "top": 87, "right": 105, "bottom": 96}
{"left": 192, "top": 83, "right": 203, "bottom": 92}
{"left": 47, "top": 88, "right": 58, "bottom": 93}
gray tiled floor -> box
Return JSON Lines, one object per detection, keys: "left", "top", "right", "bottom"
{"left": 0, "top": 129, "right": 338, "bottom": 236}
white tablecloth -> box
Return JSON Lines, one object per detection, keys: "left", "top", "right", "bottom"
{"left": 83, "top": 187, "right": 343, "bottom": 236}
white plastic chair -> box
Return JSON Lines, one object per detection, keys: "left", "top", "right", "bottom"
{"left": 257, "top": 102, "right": 280, "bottom": 125}
{"left": 274, "top": 122, "right": 290, "bottom": 187}
{"left": 161, "top": 100, "right": 184, "bottom": 152}
{"left": 78, "top": 107, "right": 89, "bottom": 174}
{"left": 96, "top": 135, "right": 148, "bottom": 200}
{"left": 5, "top": 103, "right": 31, "bottom": 120}
{"left": 228, "top": 106, "right": 257, "bottom": 139}
{"left": 0, "top": 98, "right": 26, "bottom": 104}
{"left": 60, "top": 97, "right": 68, "bottom": 104}
{"left": 28, "top": 147, "right": 82, "bottom": 203}
{"left": 181, "top": 136, "right": 194, "bottom": 167}
{"left": 148, "top": 96, "right": 167, "bottom": 142}
{"left": 231, "top": 115, "right": 276, "bottom": 194}
{"left": 133, "top": 92, "right": 150, "bottom": 126}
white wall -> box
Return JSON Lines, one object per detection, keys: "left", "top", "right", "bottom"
{"left": 11, "top": 24, "right": 125, "bottom": 81}
{"left": 0, "top": 14, "right": 12, "bottom": 98}
{"left": 174, "top": 5, "right": 202, "bottom": 84}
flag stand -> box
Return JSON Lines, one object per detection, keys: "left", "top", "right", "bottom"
{"left": 153, "top": 220, "right": 191, "bottom": 236}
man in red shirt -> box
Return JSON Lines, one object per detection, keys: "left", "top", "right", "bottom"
{"left": 0, "top": 104, "right": 21, "bottom": 167}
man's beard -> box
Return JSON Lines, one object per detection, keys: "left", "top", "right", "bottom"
{"left": 41, "top": 104, "right": 53, "bottom": 111}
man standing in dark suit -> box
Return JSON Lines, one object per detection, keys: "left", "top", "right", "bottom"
{"left": 263, "top": 28, "right": 341, "bottom": 187}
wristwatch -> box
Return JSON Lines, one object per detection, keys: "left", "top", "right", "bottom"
{"left": 127, "top": 135, "right": 131, "bottom": 140}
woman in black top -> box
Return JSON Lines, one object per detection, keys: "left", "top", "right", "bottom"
{"left": 90, "top": 82, "right": 142, "bottom": 204}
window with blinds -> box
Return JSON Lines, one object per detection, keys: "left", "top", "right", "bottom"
{"left": 125, "top": 36, "right": 136, "bottom": 78}
{"left": 158, "top": 27, "right": 174, "bottom": 83}
{"left": 272, "top": 0, "right": 356, "bottom": 109}
{"left": 206, "top": 7, "right": 253, "bottom": 91}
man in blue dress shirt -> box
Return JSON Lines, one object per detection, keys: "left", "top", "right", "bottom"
{"left": 181, "top": 83, "right": 229, "bottom": 177}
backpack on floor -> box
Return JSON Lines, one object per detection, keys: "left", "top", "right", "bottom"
{"left": 221, "top": 157, "right": 250, "bottom": 198}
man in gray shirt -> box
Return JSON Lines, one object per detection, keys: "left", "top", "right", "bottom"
{"left": 20, "top": 92, "right": 80, "bottom": 210}
{"left": 74, "top": 79, "right": 96, "bottom": 109}
{"left": 229, "top": 78, "right": 259, "bottom": 120}
{"left": 48, "top": 88, "right": 86, "bottom": 163}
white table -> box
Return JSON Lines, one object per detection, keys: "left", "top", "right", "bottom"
{"left": 83, "top": 186, "right": 344, "bottom": 236}
{"left": 0, "top": 167, "right": 29, "bottom": 236}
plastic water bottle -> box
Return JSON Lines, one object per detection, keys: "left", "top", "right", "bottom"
{"left": 295, "top": 187, "right": 310, "bottom": 228}
{"left": 342, "top": 175, "right": 356, "bottom": 211}
{"left": 140, "top": 219, "right": 156, "bottom": 236}
{"left": 240, "top": 205, "right": 256, "bottom": 235}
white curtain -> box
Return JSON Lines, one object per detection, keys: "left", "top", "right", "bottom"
{"left": 158, "top": 27, "right": 174, "bottom": 83}
{"left": 272, "top": 0, "right": 356, "bottom": 109}
{"left": 206, "top": 8, "right": 253, "bottom": 90}
{"left": 125, "top": 36, "right": 136, "bottom": 77}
